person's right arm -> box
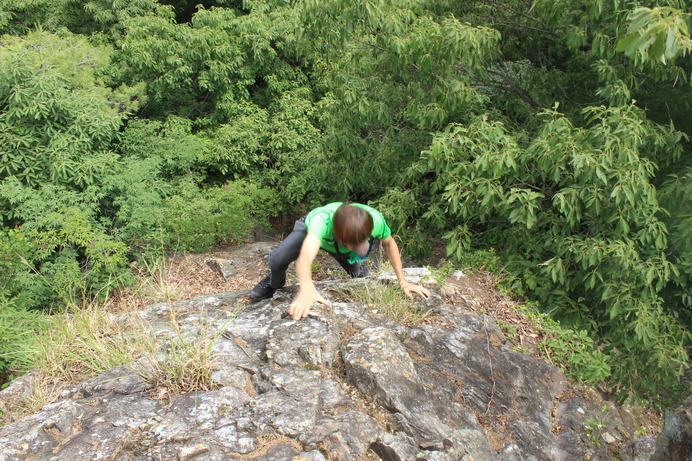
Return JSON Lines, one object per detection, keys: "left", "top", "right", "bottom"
{"left": 289, "top": 231, "right": 330, "bottom": 320}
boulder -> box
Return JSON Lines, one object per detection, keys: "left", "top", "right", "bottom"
{"left": 0, "top": 273, "right": 660, "bottom": 460}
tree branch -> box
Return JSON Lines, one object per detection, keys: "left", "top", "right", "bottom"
{"left": 492, "top": 19, "right": 562, "bottom": 43}
{"left": 481, "top": 0, "right": 548, "bottom": 26}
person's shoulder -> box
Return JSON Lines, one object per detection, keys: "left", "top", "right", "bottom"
{"left": 306, "top": 203, "right": 341, "bottom": 233}
{"left": 310, "top": 202, "right": 343, "bottom": 214}
{"left": 354, "top": 203, "right": 385, "bottom": 220}
{"left": 355, "top": 204, "right": 391, "bottom": 238}
{"left": 352, "top": 203, "right": 378, "bottom": 213}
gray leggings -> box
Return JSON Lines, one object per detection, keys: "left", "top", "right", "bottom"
{"left": 268, "top": 217, "right": 370, "bottom": 288}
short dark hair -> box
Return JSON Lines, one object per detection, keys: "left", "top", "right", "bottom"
{"left": 333, "top": 204, "right": 373, "bottom": 245}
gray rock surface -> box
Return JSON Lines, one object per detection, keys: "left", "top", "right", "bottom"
{"left": 0, "top": 269, "right": 665, "bottom": 460}
{"left": 650, "top": 395, "right": 692, "bottom": 461}
{"left": 205, "top": 242, "right": 276, "bottom": 281}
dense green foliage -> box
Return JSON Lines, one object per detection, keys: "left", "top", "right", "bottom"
{"left": 0, "top": 0, "right": 689, "bottom": 400}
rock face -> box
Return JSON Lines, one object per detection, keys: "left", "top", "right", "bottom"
{"left": 651, "top": 395, "right": 692, "bottom": 461}
{"left": 0, "top": 270, "right": 658, "bottom": 460}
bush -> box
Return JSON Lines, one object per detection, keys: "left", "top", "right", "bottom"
{"left": 161, "top": 180, "right": 280, "bottom": 253}
{"left": 380, "top": 107, "right": 690, "bottom": 400}
{"left": 0, "top": 187, "right": 129, "bottom": 310}
{"left": 0, "top": 29, "right": 141, "bottom": 310}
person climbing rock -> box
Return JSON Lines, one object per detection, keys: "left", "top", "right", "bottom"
{"left": 250, "top": 202, "right": 431, "bottom": 320}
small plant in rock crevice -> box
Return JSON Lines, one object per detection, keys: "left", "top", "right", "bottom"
{"left": 331, "top": 279, "right": 432, "bottom": 326}
{"left": 585, "top": 416, "right": 604, "bottom": 447}
{"left": 322, "top": 258, "right": 433, "bottom": 326}
{"left": 131, "top": 251, "right": 187, "bottom": 303}
{"left": 132, "top": 310, "right": 233, "bottom": 399}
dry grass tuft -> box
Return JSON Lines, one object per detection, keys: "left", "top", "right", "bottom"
{"left": 332, "top": 279, "right": 433, "bottom": 326}
{"left": 2, "top": 252, "right": 241, "bottom": 423}
{"left": 27, "top": 304, "right": 144, "bottom": 382}
{"left": 132, "top": 311, "right": 229, "bottom": 400}
{"left": 15, "top": 374, "right": 63, "bottom": 416}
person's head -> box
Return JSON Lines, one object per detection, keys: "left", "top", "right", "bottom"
{"left": 333, "top": 204, "right": 373, "bottom": 251}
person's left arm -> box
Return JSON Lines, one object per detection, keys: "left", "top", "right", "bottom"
{"left": 381, "top": 236, "right": 431, "bottom": 299}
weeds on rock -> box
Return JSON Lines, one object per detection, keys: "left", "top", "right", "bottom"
{"left": 332, "top": 279, "right": 432, "bottom": 326}
{"left": 2, "top": 251, "right": 234, "bottom": 423}
{"left": 133, "top": 309, "right": 231, "bottom": 399}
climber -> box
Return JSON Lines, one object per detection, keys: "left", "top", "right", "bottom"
{"left": 250, "top": 202, "right": 431, "bottom": 320}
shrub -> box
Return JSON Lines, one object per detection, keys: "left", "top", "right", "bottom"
{"left": 380, "top": 107, "right": 690, "bottom": 400}
{"left": 0, "top": 184, "right": 129, "bottom": 310}
{"left": 161, "top": 179, "right": 280, "bottom": 253}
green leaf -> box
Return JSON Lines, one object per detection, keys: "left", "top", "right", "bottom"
{"left": 627, "top": 8, "right": 653, "bottom": 34}
{"left": 649, "top": 31, "right": 668, "bottom": 62}
{"left": 615, "top": 33, "right": 640, "bottom": 54}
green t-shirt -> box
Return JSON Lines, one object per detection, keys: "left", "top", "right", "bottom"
{"left": 305, "top": 202, "right": 391, "bottom": 262}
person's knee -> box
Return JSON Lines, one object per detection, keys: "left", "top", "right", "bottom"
{"left": 268, "top": 252, "right": 286, "bottom": 273}
{"left": 349, "top": 263, "right": 370, "bottom": 278}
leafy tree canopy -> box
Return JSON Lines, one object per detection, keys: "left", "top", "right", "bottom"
{"left": 0, "top": 30, "right": 140, "bottom": 197}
